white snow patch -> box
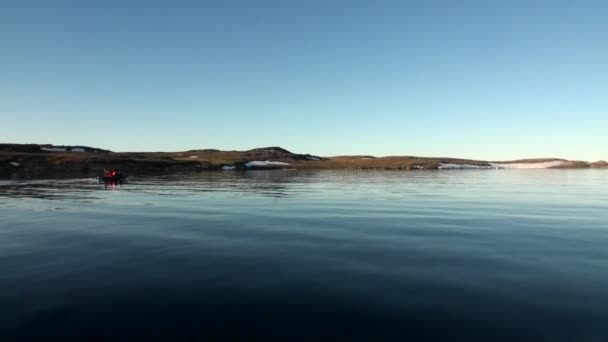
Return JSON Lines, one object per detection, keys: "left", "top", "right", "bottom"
{"left": 306, "top": 156, "right": 320, "bottom": 161}
{"left": 439, "top": 163, "right": 493, "bottom": 169}
{"left": 222, "top": 165, "right": 236, "bottom": 170}
{"left": 490, "top": 161, "right": 565, "bottom": 169}
{"left": 245, "top": 160, "right": 291, "bottom": 167}
{"left": 188, "top": 155, "right": 199, "bottom": 159}
{"left": 72, "top": 148, "right": 85, "bottom": 152}
{"left": 9, "top": 162, "right": 20, "bottom": 167}
{"left": 439, "top": 160, "right": 566, "bottom": 169}
{"left": 42, "top": 147, "right": 66, "bottom": 152}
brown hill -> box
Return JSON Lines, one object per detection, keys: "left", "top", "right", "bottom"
{"left": 0, "top": 143, "right": 605, "bottom": 179}
{"left": 591, "top": 161, "right": 608, "bottom": 168}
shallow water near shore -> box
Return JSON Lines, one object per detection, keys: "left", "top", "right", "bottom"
{"left": 1, "top": 170, "right": 607, "bottom": 341}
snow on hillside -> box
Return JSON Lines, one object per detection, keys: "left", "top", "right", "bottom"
{"left": 490, "top": 161, "right": 565, "bottom": 169}
{"left": 439, "top": 160, "right": 566, "bottom": 169}
{"left": 245, "top": 161, "right": 291, "bottom": 167}
{"left": 438, "top": 163, "right": 493, "bottom": 169}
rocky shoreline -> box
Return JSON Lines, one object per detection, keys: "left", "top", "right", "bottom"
{"left": 1, "top": 144, "right": 606, "bottom": 179}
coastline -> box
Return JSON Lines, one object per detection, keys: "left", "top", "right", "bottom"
{"left": 1, "top": 144, "right": 606, "bottom": 179}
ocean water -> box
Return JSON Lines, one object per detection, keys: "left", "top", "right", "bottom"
{"left": 1, "top": 170, "right": 607, "bottom": 341}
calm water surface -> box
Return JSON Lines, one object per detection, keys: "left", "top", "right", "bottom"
{"left": 1, "top": 170, "right": 607, "bottom": 341}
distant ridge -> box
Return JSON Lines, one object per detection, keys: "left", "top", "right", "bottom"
{"left": 0, "top": 143, "right": 111, "bottom": 153}
{"left": 1, "top": 143, "right": 606, "bottom": 179}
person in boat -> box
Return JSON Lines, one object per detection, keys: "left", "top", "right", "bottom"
{"left": 103, "top": 169, "right": 122, "bottom": 179}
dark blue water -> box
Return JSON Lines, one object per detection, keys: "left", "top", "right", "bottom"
{"left": 1, "top": 170, "right": 607, "bottom": 341}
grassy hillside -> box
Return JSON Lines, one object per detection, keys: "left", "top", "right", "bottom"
{"left": 591, "top": 161, "right": 608, "bottom": 168}
{"left": 0, "top": 144, "right": 604, "bottom": 179}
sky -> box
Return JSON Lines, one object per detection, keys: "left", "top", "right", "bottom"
{"left": 1, "top": 0, "right": 607, "bottom": 161}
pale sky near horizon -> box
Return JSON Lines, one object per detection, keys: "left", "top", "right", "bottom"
{"left": 1, "top": 0, "right": 607, "bottom": 160}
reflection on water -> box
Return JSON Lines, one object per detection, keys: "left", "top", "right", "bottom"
{"left": 0, "top": 179, "right": 103, "bottom": 200}
{"left": 0, "top": 170, "right": 324, "bottom": 200}
{"left": 1, "top": 170, "right": 608, "bottom": 341}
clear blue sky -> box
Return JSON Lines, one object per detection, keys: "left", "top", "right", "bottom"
{"left": 1, "top": 0, "right": 606, "bottom": 160}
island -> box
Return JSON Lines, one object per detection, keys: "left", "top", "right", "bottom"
{"left": 1, "top": 144, "right": 606, "bottom": 179}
